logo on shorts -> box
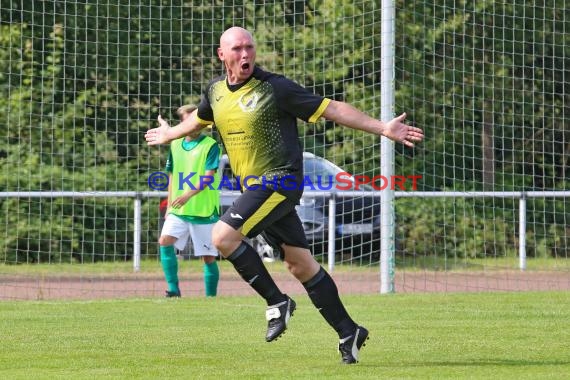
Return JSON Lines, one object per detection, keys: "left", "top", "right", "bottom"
{"left": 230, "top": 213, "right": 244, "bottom": 220}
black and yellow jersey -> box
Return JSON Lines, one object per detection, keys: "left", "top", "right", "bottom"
{"left": 196, "top": 66, "right": 330, "bottom": 199}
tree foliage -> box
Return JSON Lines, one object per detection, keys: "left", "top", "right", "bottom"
{"left": 1, "top": 1, "right": 567, "bottom": 262}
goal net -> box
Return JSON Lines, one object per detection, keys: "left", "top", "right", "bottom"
{"left": 393, "top": 0, "right": 569, "bottom": 292}
{"left": 0, "top": 1, "right": 568, "bottom": 300}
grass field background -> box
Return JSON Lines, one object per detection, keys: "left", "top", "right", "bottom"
{"left": 1, "top": 291, "right": 568, "bottom": 379}
{"left": 2, "top": 255, "right": 569, "bottom": 276}
{"left": 2, "top": 257, "right": 569, "bottom": 301}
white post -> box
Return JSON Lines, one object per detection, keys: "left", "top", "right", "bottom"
{"left": 327, "top": 194, "right": 337, "bottom": 272}
{"left": 380, "top": 0, "right": 396, "bottom": 293}
{"left": 519, "top": 194, "right": 527, "bottom": 271}
{"left": 133, "top": 195, "right": 142, "bottom": 272}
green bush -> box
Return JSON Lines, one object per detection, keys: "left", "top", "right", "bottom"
{"left": 396, "top": 197, "right": 517, "bottom": 259}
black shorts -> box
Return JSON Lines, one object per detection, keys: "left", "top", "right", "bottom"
{"left": 220, "top": 187, "right": 309, "bottom": 255}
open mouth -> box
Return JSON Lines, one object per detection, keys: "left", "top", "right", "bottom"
{"left": 241, "top": 62, "right": 250, "bottom": 70}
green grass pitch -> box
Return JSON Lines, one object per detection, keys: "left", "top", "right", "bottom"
{"left": 1, "top": 292, "right": 568, "bottom": 379}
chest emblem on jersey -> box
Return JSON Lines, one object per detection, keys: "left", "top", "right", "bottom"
{"left": 238, "top": 93, "right": 259, "bottom": 112}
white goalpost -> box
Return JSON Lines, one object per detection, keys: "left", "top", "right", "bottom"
{"left": 380, "top": 0, "right": 397, "bottom": 294}
{"left": 1, "top": 1, "right": 568, "bottom": 300}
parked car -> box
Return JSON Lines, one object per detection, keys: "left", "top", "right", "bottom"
{"left": 219, "top": 152, "right": 381, "bottom": 261}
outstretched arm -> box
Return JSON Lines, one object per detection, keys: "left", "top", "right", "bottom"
{"left": 145, "top": 109, "right": 206, "bottom": 145}
{"left": 322, "top": 100, "right": 424, "bottom": 147}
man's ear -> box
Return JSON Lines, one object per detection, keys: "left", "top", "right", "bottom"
{"left": 217, "top": 47, "right": 224, "bottom": 61}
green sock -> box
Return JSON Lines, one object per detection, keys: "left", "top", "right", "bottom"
{"left": 160, "top": 245, "right": 179, "bottom": 293}
{"left": 203, "top": 261, "right": 219, "bottom": 297}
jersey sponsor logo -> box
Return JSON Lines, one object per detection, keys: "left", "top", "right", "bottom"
{"left": 238, "top": 93, "right": 259, "bottom": 112}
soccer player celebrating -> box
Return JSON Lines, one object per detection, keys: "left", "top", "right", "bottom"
{"left": 158, "top": 104, "right": 221, "bottom": 298}
{"left": 146, "top": 27, "right": 424, "bottom": 364}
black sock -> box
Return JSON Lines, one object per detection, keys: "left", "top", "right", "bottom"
{"left": 303, "top": 267, "right": 357, "bottom": 338}
{"left": 227, "top": 241, "right": 285, "bottom": 305}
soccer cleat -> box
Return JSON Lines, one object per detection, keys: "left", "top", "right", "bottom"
{"left": 165, "top": 290, "right": 181, "bottom": 298}
{"left": 338, "top": 326, "right": 369, "bottom": 364}
{"left": 265, "top": 296, "right": 296, "bottom": 342}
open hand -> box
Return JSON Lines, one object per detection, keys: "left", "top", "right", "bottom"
{"left": 144, "top": 115, "right": 171, "bottom": 145}
{"left": 383, "top": 113, "right": 424, "bottom": 147}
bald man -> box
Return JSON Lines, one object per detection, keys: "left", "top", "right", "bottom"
{"left": 146, "top": 26, "right": 424, "bottom": 364}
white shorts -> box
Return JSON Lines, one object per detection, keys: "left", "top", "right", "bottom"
{"left": 161, "top": 214, "right": 218, "bottom": 257}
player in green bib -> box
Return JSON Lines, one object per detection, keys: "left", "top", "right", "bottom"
{"left": 146, "top": 27, "right": 424, "bottom": 364}
{"left": 158, "top": 104, "right": 221, "bottom": 297}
